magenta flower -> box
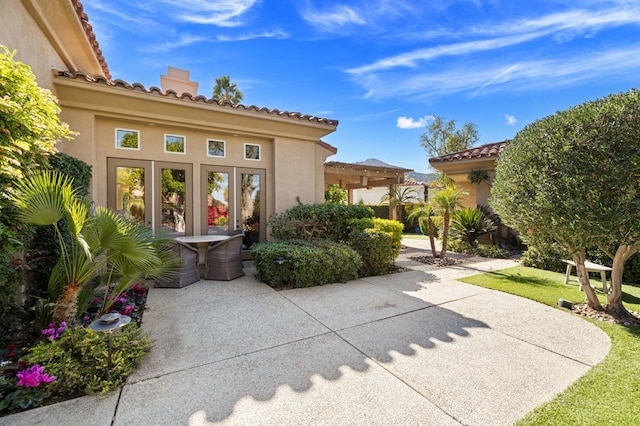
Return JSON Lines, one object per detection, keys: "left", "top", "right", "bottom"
{"left": 121, "top": 305, "right": 135, "bottom": 316}
{"left": 16, "top": 365, "right": 56, "bottom": 387}
{"left": 41, "top": 321, "right": 67, "bottom": 340}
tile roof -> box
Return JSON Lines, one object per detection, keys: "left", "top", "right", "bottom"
{"left": 72, "top": 0, "right": 111, "bottom": 79}
{"left": 324, "top": 161, "right": 411, "bottom": 173}
{"left": 429, "top": 140, "right": 508, "bottom": 163}
{"left": 56, "top": 71, "right": 340, "bottom": 127}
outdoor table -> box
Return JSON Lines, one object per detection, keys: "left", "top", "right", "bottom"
{"left": 563, "top": 259, "right": 611, "bottom": 292}
{"left": 175, "top": 234, "right": 231, "bottom": 275}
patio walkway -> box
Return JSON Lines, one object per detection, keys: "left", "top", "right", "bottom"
{"left": 0, "top": 239, "right": 610, "bottom": 425}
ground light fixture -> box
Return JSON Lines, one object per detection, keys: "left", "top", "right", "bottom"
{"left": 89, "top": 313, "right": 131, "bottom": 379}
{"left": 273, "top": 256, "right": 288, "bottom": 289}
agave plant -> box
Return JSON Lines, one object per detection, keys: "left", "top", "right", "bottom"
{"left": 451, "top": 207, "right": 497, "bottom": 247}
{"left": 12, "top": 171, "right": 176, "bottom": 323}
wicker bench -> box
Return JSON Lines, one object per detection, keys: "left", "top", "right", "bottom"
{"left": 563, "top": 259, "right": 611, "bottom": 292}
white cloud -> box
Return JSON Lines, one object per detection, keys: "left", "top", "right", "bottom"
{"left": 396, "top": 116, "right": 433, "bottom": 129}
{"left": 217, "top": 30, "right": 289, "bottom": 41}
{"left": 160, "top": 0, "right": 258, "bottom": 27}
{"left": 148, "top": 34, "right": 209, "bottom": 52}
{"left": 355, "top": 44, "right": 640, "bottom": 101}
{"left": 347, "top": 4, "right": 640, "bottom": 75}
{"left": 505, "top": 114, "right": 518, "bottom": 125}
{"left": 301, "top": 4, "right": 366, "bottom": 32}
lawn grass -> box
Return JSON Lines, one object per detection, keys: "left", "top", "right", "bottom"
{"left": 401, "top": 233, "right": 430, "bottom": 240}
{"left": 460, "top": 266, "right": 640, "bottom": 425}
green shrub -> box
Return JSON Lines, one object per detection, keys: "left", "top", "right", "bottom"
{"left": 373, "top": 218, "right": 403, "bottom": 255}
{"left": 348, "top": 229, "right": 393, "bottom": 276}
{"left": 251, "top": 240, "right": 361, "bottom": 288}
{"left": 24, "top": 325, "right": 151, "bottom": 395}
{"left": 472, "top": 244, "right": 510, "bottom": 259}
{"left": 520, "top": 241, "right": 569, "bottom": 273}
{"left": 268, "top": 203, "right": 374, "bottom": 242}
{"left": 446, "top": 238, "right": 468, "bottom": 254}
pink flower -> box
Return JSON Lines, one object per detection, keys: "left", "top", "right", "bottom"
{"left": 41, "top": 321, "right": 67, "bottom": 340}
{"left": 16, "top": 365, "right": 56, "bottom": 387}
{"left": 121, "top": 305, "right": 135, "bottom": 316}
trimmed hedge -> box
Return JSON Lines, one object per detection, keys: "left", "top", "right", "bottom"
{"left": 268, "top": 203, "right": 374, "bottom": 242}
{"left": 348, "top": 229, "right": 393, "bottom": 276}
{"left": 251, "top": 240, "right": 361, "bottom": 288}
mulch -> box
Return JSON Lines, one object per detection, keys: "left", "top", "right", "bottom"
{"left": 571, "top": 303, "right": 640, "bottom": 327}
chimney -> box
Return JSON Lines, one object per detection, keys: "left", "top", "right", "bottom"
{"left": 160, "top": 66, "right": 198, "bottom": 96}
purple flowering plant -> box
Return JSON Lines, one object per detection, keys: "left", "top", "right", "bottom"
{"left": 41, "top": 322, "right": 67, "bottom": 340}
{"left": 16, "top": 365, "right": 56, "bottom": 387}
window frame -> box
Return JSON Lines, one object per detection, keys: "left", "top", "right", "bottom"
{"left": 244, "top": 143, "right": 261, "bottom": 161}
{"left": 115, "top": 128, "right": 140, "bottom": 150}
{"left": 164, "top": 134, "right": 186, "bottom": 155}
{"left": 206, "top": 139, "right": 226, "bottom": 158}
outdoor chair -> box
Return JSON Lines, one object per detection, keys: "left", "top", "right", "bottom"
{"left": 155, "top": 241, "right": 200, "bottom": 288}
{"left": 204, "top": 233, "right": 245, "bottom": 281}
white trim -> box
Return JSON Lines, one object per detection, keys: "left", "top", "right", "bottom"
{"left": 244, "top": 143, "right": 261, "bottom": 161}
{"left": 206, "top": 139, "right": 226, "bottom": 158}
{"left": 115, "top": 128, "right": 140, "bottom": 150}
{"left": 164, "top": 133, "right": 186, "bottom": 154}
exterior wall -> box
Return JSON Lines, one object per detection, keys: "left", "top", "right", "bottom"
{"left": 0, "top": 0, "right": 68, "bottom": 91}
{"left": 54, "top": 77, "right": 336, "bottom": 238}
{"left": 353, "top": 185, "right": 427, "bottom": 205}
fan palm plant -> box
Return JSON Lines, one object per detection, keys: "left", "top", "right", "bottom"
{"left": 432, "top": 185, "right": 467, "bottom": 258}
{"left": 380, "top": 187, "right": 418, "bottom": 223}
{"left": 451, "top": 207, "right": 497, "bottom": 247}
{"left": 407, "top": 203, "right": 438, "bottom": 258}
{"left": 12, "top": 171, "right": 176, "bottom": 323}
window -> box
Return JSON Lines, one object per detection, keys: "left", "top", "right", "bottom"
{"left": 244, "top": 143, "right": 261, "bottom": 161}
{"left": 116, "top": 129, "right": 140, "bottom": 150}
{"left": 207, "top": 139, "right": 225, "bottom": 157}
{"left": 165, "top": 134, "right": 185, "bottom": 154}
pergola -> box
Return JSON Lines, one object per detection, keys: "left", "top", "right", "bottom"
{"left": 324, "top": 161, "right": 412, "bottom": 219}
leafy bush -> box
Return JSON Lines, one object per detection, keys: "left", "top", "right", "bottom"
{"left": 251, "top": 240, "right": 361, "bottom": 288}
{"left": 24, "top": 325, "right": 151, "bottom": 396}
{"left": 268, "top": 203, "right": 374, "bottom": 242}
{"left": 348, "top": 229, "right": 393, "bottom": 276}
{"left": 520, "top": 241, "right": 569, "bottom": 273}
{"left": 447, "top": 238, "right": 509, "bottom": 258}
{"left": 373, "top": 218, "right": 403, "bottom": 255}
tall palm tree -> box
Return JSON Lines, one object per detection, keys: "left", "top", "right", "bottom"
{"left": 380, "top": 187, "right": 418, "bottom": 223}
{"left": 407, "top": 203, "right": 438, "bottom": 257}
{"left": 432, "top": 185, "right": 467, "bottom": 258}
{"left": 12, "top": 171, "right": 176, "bottom": 323}
{"left": 212, "top": 75, "right": 243, "bottom": 104}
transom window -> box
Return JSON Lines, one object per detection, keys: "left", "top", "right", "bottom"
{"left": 244, "top": 143, "right": 261, "bottom": 161}
{"left": 165, "top": 134, "right": 185, "bottom": 154}
{"left": 207, "top": 139, "right": 226, "bottom": 157}
{"left": 115, "top": 129, "right": 140, "bottom": 150}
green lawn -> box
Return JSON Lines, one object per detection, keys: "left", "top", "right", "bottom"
{"left": 460, "top": 266, "right": 640, "bottom": 425}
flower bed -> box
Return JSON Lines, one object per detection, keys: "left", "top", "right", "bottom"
{"left": 0, "top": 284, "right": 151, "bottom": 415}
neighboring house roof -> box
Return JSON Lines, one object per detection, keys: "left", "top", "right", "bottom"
{"left": 429, "top": 140, "right": 508, "bottom": 164}
{"left": 56, "top": 71, "right": 340, "bottom": 127}
{"left": 72, "top": 0, "right": 111, "bottom": 79}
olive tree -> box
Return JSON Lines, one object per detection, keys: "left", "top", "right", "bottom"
{"left": 491, "top": 89, "right": 640, "bottom": 315}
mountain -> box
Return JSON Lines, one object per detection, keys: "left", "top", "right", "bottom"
{"left": 354, "top": 158, "right": 437, "bottom": 183}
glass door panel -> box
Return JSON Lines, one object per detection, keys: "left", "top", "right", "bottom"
{"left": 159, "top": 168, "right": 187, "bottom": 235}
{"left": 154, "top": 162, "right": 192, "bottom": 236}
{"left": 206, "top": 171, "right": 230, "bottom": 234}
{"left": 108, "top": 158, "right": 152, "bottom": 226}
{"left": 201, "top": 166, "right": 234, "bottom": 235}
{"left": 237, "top": 169, "right": 265, "bottom": 249}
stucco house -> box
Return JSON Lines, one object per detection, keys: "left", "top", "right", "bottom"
{"left": 429, "top": 140, "right": 518, "bottom": 245}
{"left": 428, "top": 141, "right": 508, "bottom": 208}
{"left": 1, "top": 0, "right": 339, "bottom": 249}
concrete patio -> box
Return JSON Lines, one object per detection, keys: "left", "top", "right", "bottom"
{"left": 0, "top": 239, "right": 611, "bottom": 425}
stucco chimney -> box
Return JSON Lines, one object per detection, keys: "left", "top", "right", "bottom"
{"left": 160, "top": 66, "right": 198, "bottom": 96}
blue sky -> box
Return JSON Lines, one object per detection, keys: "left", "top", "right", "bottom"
{"left": 82, "top": 0, "right": 640, "bottom": 173}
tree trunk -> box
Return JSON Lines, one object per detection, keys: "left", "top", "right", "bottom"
{"left": 440, "top": 211, "right": 450, "bottom": 259}
{"left": 606, "top": 244, "right": 639, "bottom": 317}
{"left": 427, "top": 218, "right": 437, "bottom": 258}
{"left": 53, "top": 283, "right": 80, "bottom": 324}
{"left": 573, "top": 252, "right": 602, "bottom": 310}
